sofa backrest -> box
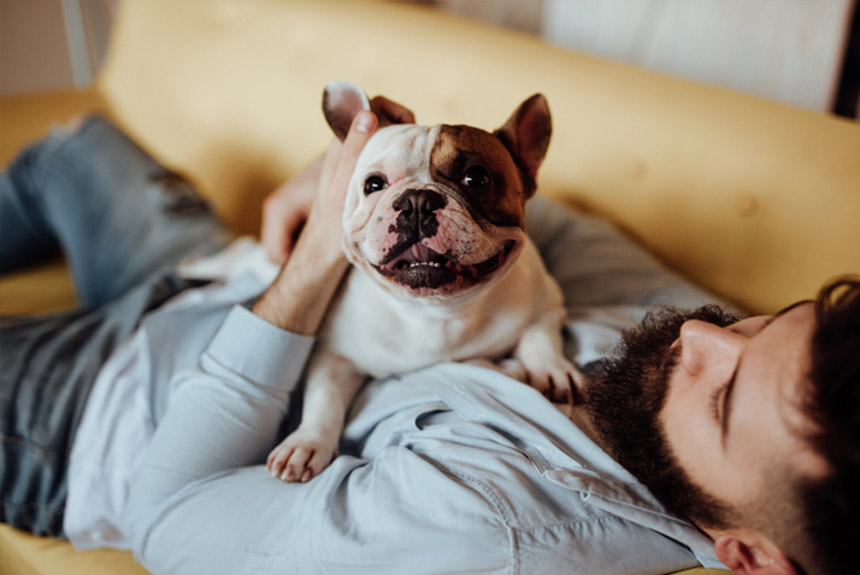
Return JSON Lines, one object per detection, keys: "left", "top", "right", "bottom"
{"left": 99, "top": 0, "right": 860, "bottom": 314}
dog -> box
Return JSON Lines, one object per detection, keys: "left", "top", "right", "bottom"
{"left": 266, "top": 82, "right": 582, "bottom": 482}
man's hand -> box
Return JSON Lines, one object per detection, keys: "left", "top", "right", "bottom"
{"left": 252, "top": 110, "right": 379, "bottom": 334}
{"left": 261, "top": 159, "right": 318, "bottom": 265}
{"left": 261, "top": 95, "right": 415, "bottom": 264}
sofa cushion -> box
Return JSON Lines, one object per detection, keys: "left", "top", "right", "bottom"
{"left": 98, "top": 0, "right": 860, "bottom": 314}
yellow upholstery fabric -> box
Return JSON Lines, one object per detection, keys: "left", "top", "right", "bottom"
{"left": 0, "top": 525, "right": 149, "bottom": 575}
{"left": 3, "top": 0, "right": 857, "bottom": 573}
{"left": 97, "top": 0, "right": 860, "bottom": 314}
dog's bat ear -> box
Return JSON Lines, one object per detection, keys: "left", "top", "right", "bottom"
{"left": 370, "top": 96, "right": 416, "bottom": 128}
{"left": 323, "top": 81, "right": 372, "bottom": 141}
{"left": 494, "top": 94, "right": 552, "bottom": 195}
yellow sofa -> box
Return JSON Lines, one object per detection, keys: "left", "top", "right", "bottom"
{"left": 2, "top": 1, "right": 858, "bottom": 573}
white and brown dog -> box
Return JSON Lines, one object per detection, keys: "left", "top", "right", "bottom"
{"left": 267, "top": 82, "right": 581, "bottom": 482}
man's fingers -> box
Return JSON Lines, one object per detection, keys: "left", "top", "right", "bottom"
{"left": 261, "top": 195, "right": 290, "bottom": 264}
{"left": 326, "top": 110, "right": 378, "bottom": 191}
{"left": 261, "top": 190, "right": 311, "bottom": 264}
{"left": 317, "top": 138, "right": 343, "bottom": 197}
{"left": 345, "top": 109, "right": 378, "bottom": 144}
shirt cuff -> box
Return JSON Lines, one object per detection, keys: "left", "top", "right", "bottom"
{"left": 206, "top": 304, "right": 315, "bottom": 389}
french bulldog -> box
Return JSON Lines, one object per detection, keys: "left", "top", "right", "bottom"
{"left": 267, "top": 82, "right": 582, "bottom": 482}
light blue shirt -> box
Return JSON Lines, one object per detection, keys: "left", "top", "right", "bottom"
{"left": 123, "top": 197, "right": 730, "bottom": 574}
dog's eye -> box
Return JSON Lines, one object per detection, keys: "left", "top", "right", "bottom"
{"left": 364, "top": 175, "right": 388, "bottom": 195}
{"left": 462, "top": 166, "right": 492, "bottom": 189}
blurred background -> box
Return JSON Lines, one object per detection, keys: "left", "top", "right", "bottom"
{"left": 1, "top": 0, "right": 858, "bottom": 119}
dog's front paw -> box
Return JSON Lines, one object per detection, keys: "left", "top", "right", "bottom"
{"left": 521, "top": 356, "right": 585, "bottom": 404}
{"left": 464, "top": 357, "right": 529, "bottom": 382}
{"left": 266, "top": 427, "right": 337, "bottom": 483}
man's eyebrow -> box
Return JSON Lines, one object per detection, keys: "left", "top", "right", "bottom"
{"left": 772, "top": 299, "right": 814, "bottom": 320}
{"left": 720, "top": 299, "right": 812, "bottom": 449}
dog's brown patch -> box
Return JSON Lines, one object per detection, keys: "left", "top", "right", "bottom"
{"left": 429, "top": 125, "right": 527, "bottom": 228}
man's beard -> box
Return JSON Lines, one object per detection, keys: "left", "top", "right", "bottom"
{"left": 583, "top": 305, "right": 744, "bottom": 530}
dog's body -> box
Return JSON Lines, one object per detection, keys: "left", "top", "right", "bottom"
{"left": 267, "top": 84, "right": 580, "bottom": 482}
{"left": 323, "top": 236, "right": 564, "bottom": 378}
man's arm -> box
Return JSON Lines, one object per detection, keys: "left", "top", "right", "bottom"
{"left": 123, "top": 111, "right": 379, "bottom": 567}
{"left": 253, "top": 110, "right": 378, "bottom": 332}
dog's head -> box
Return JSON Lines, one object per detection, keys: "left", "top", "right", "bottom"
{"left": 324, "top": 81, "right": 551, "bottom": 302}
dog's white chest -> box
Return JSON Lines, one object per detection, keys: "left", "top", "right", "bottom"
{"left": 320, "top": 238, "right": 562, "bottom": 378}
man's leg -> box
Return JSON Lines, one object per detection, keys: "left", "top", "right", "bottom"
{"left": 0, "top": 117, "right": 230, "bottom": 536}
{"left": 0, "top": 115, "right": 230, "bottom": 307}
{"left": 0, "top": 274, "right": 209, "bottom": 536}
{"left": 0, "top": 163, "right": 60, "bottom": 272}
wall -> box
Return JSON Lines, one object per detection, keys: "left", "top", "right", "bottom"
{"left": 0, "top": 0, "right": 74, "bottom": 93}
{"left": 0, "top": 0, "right": 116, "bottom": 95}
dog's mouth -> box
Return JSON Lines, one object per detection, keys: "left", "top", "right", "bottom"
{"left": 373, "top": 240, "right": 516, "bottom": 291}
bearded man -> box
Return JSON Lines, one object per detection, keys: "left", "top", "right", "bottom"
{"left": 2, "top": 111, "right": 857, "bottom": 575}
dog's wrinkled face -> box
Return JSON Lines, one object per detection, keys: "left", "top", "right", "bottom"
{"left": 342, "top": 123, "right": 530, "bottom": 300}
{"left": 324, "top": 82, "right": 551, "bottom": 301}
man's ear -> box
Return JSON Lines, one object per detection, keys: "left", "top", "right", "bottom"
{"left": 493, "top": 93, "right": 552, "bottom": 190}
{"left": 323, "top": 81, "right": 371, "bottom": 141}
{"left": 713, "top": 531, "right": 799, "bottom": 575}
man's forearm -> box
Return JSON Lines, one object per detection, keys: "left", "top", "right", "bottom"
{"left": 253, "top": 110, "right": 378, "bottom": 333}
{"left": 252, "top": 228, "right": 350, "bottom": 335}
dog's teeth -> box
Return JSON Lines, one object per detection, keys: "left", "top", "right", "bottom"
{"left": 408, "top": 262, "right": 442, "bottom": 268}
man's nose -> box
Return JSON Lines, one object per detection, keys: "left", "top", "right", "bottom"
{"left": 678, "top": 320, "right": 746, "bottom": 378}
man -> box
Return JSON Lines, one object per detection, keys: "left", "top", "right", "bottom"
{"left": 1, "top": 110, "right": 857, "bottom": 575}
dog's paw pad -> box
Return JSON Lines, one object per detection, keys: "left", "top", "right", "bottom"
{"left": 522, "top": 358, "right": 585, "bottom": 404}
{"left": 266, "top": 429, "right": 337, "bottom": 483}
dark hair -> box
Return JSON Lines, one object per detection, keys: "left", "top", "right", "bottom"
{"left": 795, "top": 277, "right": 860, "bottom": 575}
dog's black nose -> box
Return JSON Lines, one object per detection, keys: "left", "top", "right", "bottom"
{"left": 393, "top": 189, "right": 446, "bottom": 216}
{"left": 380, "top": 189, "right": 448, "bottom": 265}
{"left": 391, "top": 189, "right": 447, "bottom": 242}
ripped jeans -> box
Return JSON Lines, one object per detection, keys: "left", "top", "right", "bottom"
{"left": 0, "top": 116, "right": 230, "bottom": 536}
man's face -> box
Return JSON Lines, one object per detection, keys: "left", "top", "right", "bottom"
{"left": 661, "top": 302, "right": 825, "bottom": 528}
{"left": 585, "top": 301, "right": 823, "bottom": 532}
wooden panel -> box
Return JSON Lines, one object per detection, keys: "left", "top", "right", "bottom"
{"left": 437, "top": 0, "right": 544, "bottom": 35}
{"left": 542, "top": 0, "right": 853, "bottom": 112}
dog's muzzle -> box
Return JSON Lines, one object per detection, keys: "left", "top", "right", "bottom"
{"left": 373, "top": 240, "right": 515, "bottom": 290}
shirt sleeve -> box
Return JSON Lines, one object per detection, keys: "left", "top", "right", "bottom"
{"left": 122, "top": 306, "right": 511, "bottom": 575}
{"left": 123, "top": 305, "right": 315, "bottom": 564}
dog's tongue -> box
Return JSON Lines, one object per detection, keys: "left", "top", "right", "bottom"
{"left": 408, "top": 243, "right": 437, "bottom": 262}
{"left": 383, "top": 243, "right": 445, "bottom": 270}
{"left": 379, "top": 240, "right": 514, "bottom": 283}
